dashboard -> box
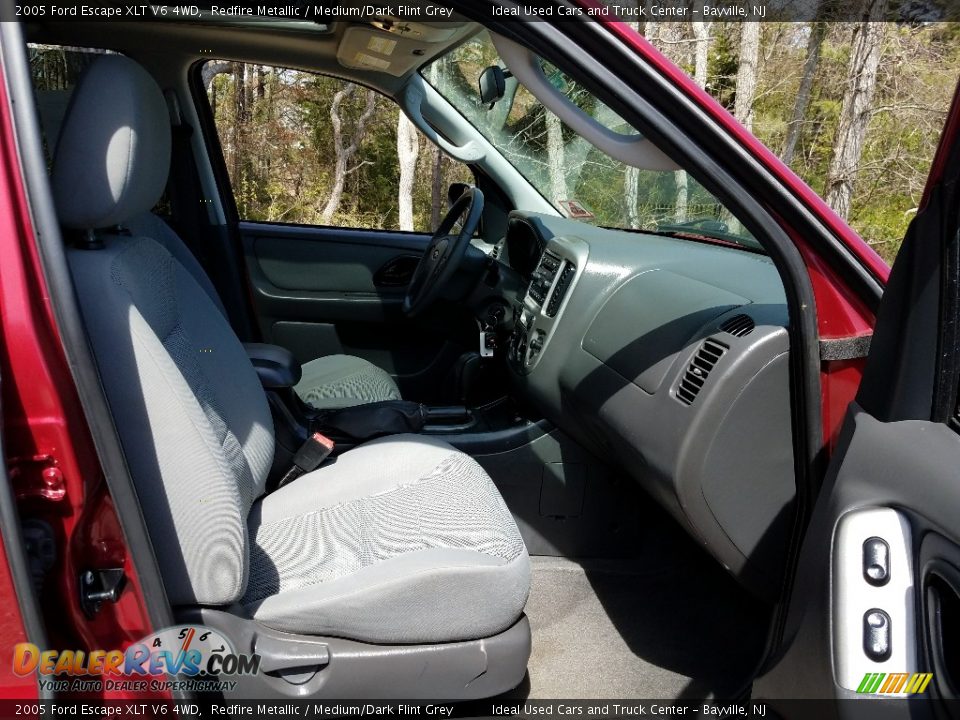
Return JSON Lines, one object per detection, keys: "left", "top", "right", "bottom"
{"left": 499, "top": 211, "right": 795, "bottom": 599}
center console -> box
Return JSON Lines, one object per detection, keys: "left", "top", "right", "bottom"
{"left": 246, "top": 340, "right": 548, "bottom": 480}
{"left": 508, "top": 236, "right": 587, "bottom": 374}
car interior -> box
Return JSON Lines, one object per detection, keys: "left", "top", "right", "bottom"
{"left": 20, "top": 9, "right": 799, "bottom": 700}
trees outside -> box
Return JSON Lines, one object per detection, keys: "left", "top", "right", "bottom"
{"left": 319, "top": 85, "right": 377, "bottom": 225}
{"left": 699, "top": 19, "right": 957, "bottom": 262}
{"left": 824, "top": 0, "right": 888, "bottom": 219}
{"left": 27, "top": 26, "right": 960, "bottom": 264}
{"left": 734, "top": 24, "right": 761, "bottom": 131}
{"left": 205, "top": 64, "right": 471, "bottom": 232}
{"left": 782, "top": 21, "right": 827, "bottom": 165}
{"left": 396, "top": 114, "right": 420, "bottom": 231}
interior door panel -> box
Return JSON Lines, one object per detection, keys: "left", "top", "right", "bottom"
{"left": 754, "top": 92, "right": 960, "bottom": 715}
{"left": 239, "top": 221, "right": 473, "bottom": 400}
{"left": 250, "top": 226, "right": 428, "bottom": 293}
{"left": 755, "top": 414, "right": 960, "bottom": 716}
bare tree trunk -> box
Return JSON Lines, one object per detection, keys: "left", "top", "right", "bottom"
{"left": 397, "top": 114, "right": 420, "bottom": 232}
{"left": 624, "top": 18, "right": 645, "bottom": 228}
{"left": 546, "top": 112, "right": 567, "bottom": 206}
{"left": 734, "top": 23, "right": 760, "bottom": 131}
{"left": 430, "top": 151, "right": 444, "bottom": 230}
{"left": 825, "top": 0, "right": 886, "bottom": 219}
{"left": 666, "top": 23, "right": 691, "bottom": 222}
{"left": 783, "top": 21, "right": 827, "bottom": 165}
{"left": 427, "top": 63, "right": 445, "bottom": 230}
{"left": 320, "top": 87, "right": 377, "bottom": 224}
{"left": 625, "top": 166, "right": 640, "bottom": 228}
{"left": 231, "top": 63, "right": 245, "bottom": 209}
{"left": 674, "top": 173, "right": 689, "bottom": 223}
{"left": 673, "top": 22, "right": 711, "bottom": 224}
{"left": 691, "top": 21, "right": 711, "bottom": 88}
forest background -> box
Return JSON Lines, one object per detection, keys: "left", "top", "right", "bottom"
{"left": 28, "top": 1, "right": 960, "bottom": 264}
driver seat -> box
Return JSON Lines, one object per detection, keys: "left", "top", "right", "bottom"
{"left": 131, "top": 207, "right": 402, "bottom": 410}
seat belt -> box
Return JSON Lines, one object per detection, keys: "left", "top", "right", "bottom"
{"left": 276, "top": 432, "right": 336, "bottom": 489}
{"left": 167, "top": 121, "right": 215, "bottom": 268}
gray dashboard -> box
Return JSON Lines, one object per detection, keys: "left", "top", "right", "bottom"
{"left": 503, "top": 211, "right": 795, "bottom": 599}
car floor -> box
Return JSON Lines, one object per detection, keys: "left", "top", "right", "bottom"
{"left": 512, "top": 547, "right": 770, "bottom": 699}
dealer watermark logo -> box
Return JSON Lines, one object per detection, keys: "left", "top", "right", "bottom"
{"left": 12, "top": 625, "right": 260, "bottom": 693}
{"left": 857, "top": 672, "right": 933, "bottom": 695}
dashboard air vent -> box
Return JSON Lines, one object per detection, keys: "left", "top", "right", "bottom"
{"left": 720, "top": 314, "right": 755, "bottom": 338}
{"left": 546, "top": 262, "right": 576, "bottom": 317}
{"left": 676, "top": 338, "right": 728, "bottom": 406}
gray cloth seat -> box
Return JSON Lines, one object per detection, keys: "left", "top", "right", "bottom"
{"left": 52, "top": 55, "right": 529, "bottom": 645}
{"left": 122, "top": 212, "right": 402, "bottom": 411}
{"left": 122, "top": 212, "right": 401, "bottom": 411}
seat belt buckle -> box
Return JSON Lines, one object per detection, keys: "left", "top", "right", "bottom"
{"left": 278, "top": 432, "right": 335, "bottom": 488}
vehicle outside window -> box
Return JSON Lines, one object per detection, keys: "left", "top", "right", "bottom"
{"left": 425, "top": 30, "right": 762, "bottom": 251}
{"left": 203, "top": 62, "right": 473, "bottom": 233}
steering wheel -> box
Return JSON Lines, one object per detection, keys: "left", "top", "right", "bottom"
{"left": 403, "top": 186, "right": 484, "bottom": 317}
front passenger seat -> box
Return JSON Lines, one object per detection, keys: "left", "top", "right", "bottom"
{"left": 52, "top": 55, "right": 530, "bottom": 697}
{"left": 42, "top": 67, "right": 400, "bottom": 412}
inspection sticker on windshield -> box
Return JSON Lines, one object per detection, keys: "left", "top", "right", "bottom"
{"left": 558, "top": 200, "right": 595, "bottom": 220}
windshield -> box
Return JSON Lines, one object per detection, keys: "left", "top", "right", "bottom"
{"left": 424, "top": 30, "right": 762, "bottom": 252}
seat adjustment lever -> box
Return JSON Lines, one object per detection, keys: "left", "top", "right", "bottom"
{"left": 254, "top": 633, "right": 330, "bottom": 673}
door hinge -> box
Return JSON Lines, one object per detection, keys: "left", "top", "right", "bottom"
{"left": 79, "top": 568, "right": 126, "bottom": 618}
{"left": 8, "top": 454, "right": 66, "bottom": 501}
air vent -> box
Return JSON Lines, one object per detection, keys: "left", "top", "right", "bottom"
{"left": 545, "top": 262, "right": 576, "bottom": 317}
{"left": 676, "top": 338, "right": 728, "bottom": 406}
{"left": 720, "top": 314, "right": 755, "bottom": 338}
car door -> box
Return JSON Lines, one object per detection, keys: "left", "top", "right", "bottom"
{"left": 198, "top": 62, "right": 481, "bottom": 403}
{"left": 754, "top": 85, "right": 960, "bottom": 716}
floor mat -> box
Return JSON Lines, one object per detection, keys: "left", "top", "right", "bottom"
{"left": 514, "top": 555, "right": 769, "bottom": 699}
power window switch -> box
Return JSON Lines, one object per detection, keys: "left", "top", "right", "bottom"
{"left": 863, "top": 609, "right": 892, "bottom": 662}
{"left": 863, "top": 536, "right": 890, "bottom": 586}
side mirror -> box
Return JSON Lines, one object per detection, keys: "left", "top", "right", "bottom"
{"left": 478, "top": 65, "right": 510, "bottom": 108}
{"left": 448, "top": 182, "right": 471, "bottom": 208}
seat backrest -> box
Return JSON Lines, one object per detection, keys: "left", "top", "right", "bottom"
{"left": 51, "top": 55, "right": 274, "bottom": 606}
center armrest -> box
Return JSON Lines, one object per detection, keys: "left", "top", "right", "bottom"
{"left": 244, "top": 342, "right": 302, "bottom": 389}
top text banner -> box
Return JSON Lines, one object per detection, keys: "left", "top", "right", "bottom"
{"left": 11, "top": 0, "right": 960, "bottom": 23}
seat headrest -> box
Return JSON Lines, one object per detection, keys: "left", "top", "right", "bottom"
{"left": 51, "top": 55, "right": 171, "bottom": 230}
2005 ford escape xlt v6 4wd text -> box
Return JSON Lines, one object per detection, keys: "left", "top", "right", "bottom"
{"left": 0, "top": 2, "right": 958, "bottom": 716}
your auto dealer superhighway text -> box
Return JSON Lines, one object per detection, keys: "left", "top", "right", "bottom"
{"left": 211, "top": 705, "right": 454, "bottom": 716}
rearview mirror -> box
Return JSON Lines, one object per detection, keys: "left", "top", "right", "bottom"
{"left": 478, "top": 65, "right": 510, "bottom": 108}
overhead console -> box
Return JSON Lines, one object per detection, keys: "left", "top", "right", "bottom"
{"left": 502, "top": 211, "right": 795, "bottom": 601}
{"left": 508, "top": 236, "right": 587, "bottom": 373}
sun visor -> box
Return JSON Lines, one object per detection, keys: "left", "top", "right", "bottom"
{"left": 491, "top": 33, "right": 681, "bottom": 171}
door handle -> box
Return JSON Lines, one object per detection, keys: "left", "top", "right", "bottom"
{"left": 374, "top": 254, "right": 420, "bottom": 288}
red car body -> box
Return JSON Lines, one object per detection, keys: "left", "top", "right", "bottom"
{"left": 0, "top": 12, "right": 955, "bottom": 702}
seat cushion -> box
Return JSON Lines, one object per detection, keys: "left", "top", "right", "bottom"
{"left": 295, "top": 354, "right": 401, "bottom": 410}
{"left": 242, "top": 435, "right": 530, "bottom": 644}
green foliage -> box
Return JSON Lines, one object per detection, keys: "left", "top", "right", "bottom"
{"left": 707, "top": 24, "right": 739, "bottom": 110}
{"left": 744, "top": 22, "right": 960, "bottom": 263}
